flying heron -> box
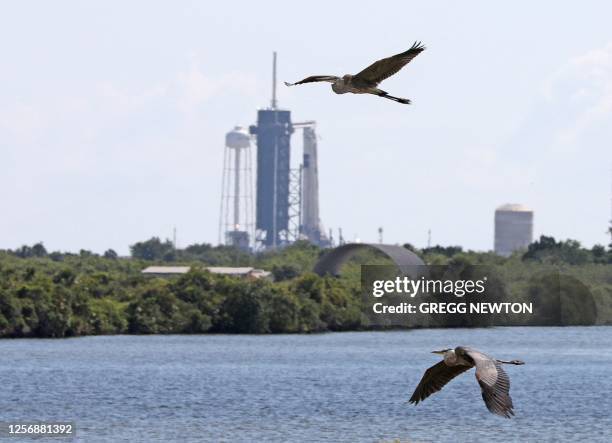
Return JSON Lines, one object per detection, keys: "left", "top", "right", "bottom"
{"left": 409, "top": 346, "right": 525, "bottom": 418}
{"left": 284, "top": 41, "right": 425, "bottom": 104}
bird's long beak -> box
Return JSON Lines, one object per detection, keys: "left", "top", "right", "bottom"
{"left": 431, "top": 350, "right": 445, "bottom": 355}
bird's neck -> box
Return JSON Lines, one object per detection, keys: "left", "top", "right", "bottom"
{"left": 444, "top": 350, "right": 458, "bottom": 365}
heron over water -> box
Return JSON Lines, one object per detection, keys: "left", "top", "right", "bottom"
{"left": 284, "top": 42, "right": 425, "bottom": 104}
{"left": 410, "top": 346, "right": 525, "bottom": 418}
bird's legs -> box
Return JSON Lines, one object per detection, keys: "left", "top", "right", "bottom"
{"left": 371, "top": 89, "right": 411, "bottom": 105}
{"left": 497, "top": 359, "right": 525, "bottom": 365}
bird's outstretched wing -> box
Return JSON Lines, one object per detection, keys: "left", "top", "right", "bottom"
{"left": 464, "top": 348, "right": 515, "bottom": 418}
{"left": 284, "top": 75, "right": 339, "bottom": 86}
{"left": 409, "top": 360, "right": 472, "bottom": 405}
{"left": 354, "top": 41, "right": 425, "bottom": 86}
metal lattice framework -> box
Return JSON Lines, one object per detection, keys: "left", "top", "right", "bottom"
{"left": 287, "top": 167, "right": 302, "bottom": 242}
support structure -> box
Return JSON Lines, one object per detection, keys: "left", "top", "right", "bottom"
{"left": 218, "top": 126, "right": 254, "bottom": 251}
{"left": 250, "top": 53, "right": 328, "bottom": 249}
{"left": 287, "top": 166, "right": 302, "bottom": 242}
{"left": 293, "top": 121, "right": 329, "bottom": 246}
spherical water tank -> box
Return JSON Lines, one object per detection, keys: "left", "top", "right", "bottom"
{"left": 494, "top": 204, "right": 533, "bottom": 257}
{"left": 225, "top": 126, "right": 250, "bottom": 149}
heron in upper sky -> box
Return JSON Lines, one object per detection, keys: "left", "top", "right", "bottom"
{"left": 284, "top": 41, "right": 425, "bottom": 105}
{"left": 409, "top": 346, "right": 525, "bottom": 418}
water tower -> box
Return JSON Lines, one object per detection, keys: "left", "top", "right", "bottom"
{"left": 494, "top": 203, "right": 534, "bottom": 256}
{"left": 218, "top": 126, "right": 254, "bottom": 251}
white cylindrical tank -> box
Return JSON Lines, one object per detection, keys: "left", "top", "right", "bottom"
{"left": 225, "top": 126, "right": 250, "bottom": 149}
{"left": 494, "top": 204, "right": 533, "bottom": 257}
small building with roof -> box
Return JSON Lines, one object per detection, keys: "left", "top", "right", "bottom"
{"left": 141, "top": 265, "right": 271, "bottom": 280}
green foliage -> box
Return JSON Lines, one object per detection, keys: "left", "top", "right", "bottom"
{"left": 126, "top": 280, "right": 212, "bottom": 334}
{"left": 255, "top": 241, "right": 321, "bottom": 273}
{"left": 271, "top": 264, "right": 301, "bottom": 282}
{"left": 13, "top": 242, "right": 48, "bottom": 258}
{"left": 267, "top": 290, "right": 300, "bottom": 333}
{"left": 0, "top": 235, "right": 611, "bottom": 338}
{"left": 290, "top": 273, "right": 361, "bottom": 331}
{"left": 179, "top": 243, "right": 252, "bottom": 266}
{"left": 130, "top": 237, "right": 175, "bottom": 261}
{"left": 103, "top": 249, "right": 119, "bottom": 260}
{"left": 523, "top": 235, "right": 593, "bottom": 265}
{"left": 422, "top": 245, "right": 463, "bottom": 257}
{"left": 216, "top": 280, "right": 271, "bottom": 333}
{"left": 89, "top": 298, "right": 127, "bottom": 334}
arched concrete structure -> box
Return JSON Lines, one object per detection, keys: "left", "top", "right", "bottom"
{"left": 313, "top": 243, "right": 425, "bottom": 276}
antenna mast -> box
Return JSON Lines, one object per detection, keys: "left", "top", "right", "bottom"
{"left": 271, "top": 51, "right": 277, "bottom": 109}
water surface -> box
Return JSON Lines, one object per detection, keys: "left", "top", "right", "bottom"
{"left": 1, "top": 327, "right": 611, "bottom": 442}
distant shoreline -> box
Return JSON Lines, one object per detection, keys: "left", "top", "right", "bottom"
{"left": 1, "top": 240, "right": 610, "bottom": 338}
{"left": 2, "top": 324, "right": 610, "bottom": 340}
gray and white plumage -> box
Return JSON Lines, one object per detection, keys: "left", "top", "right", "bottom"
{"left": 284, "top": 42, "right": 425, "bottom": 104}
{"left": 409, "top": 346, "right": 525, "bottom": 418}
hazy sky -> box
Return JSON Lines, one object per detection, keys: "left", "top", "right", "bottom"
{"left": 1, "top": 1, "right": 611, "bottom": 254}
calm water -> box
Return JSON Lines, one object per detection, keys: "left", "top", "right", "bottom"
{"left": 1, "top": 327, "right": 611, "bottom": 442}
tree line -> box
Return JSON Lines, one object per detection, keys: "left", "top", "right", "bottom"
{"left": 0, "top": 234, "right": 611, "bottom": 337}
